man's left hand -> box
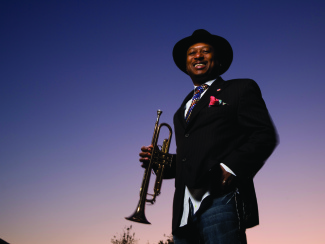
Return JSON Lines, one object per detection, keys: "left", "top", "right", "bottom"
{"left": 220, "top": 164, "right": 235, "bottom": 191}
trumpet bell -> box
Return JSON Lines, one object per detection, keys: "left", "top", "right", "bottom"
{"left": 125, "top": 207, "right": 151, "bottom": 224}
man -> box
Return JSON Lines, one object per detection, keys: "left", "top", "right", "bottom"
{"left": 139, "top": 29, "right": 278, "bottom": 244}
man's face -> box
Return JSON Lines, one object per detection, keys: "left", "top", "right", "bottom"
{"left": 186, "top": 43, "right": 218, "bottom": 85}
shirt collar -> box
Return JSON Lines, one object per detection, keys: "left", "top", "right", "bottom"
{"left": 193, "top": 78, "right": 217, "bottom": 90}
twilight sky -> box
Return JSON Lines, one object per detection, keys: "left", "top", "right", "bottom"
{"left": 1, "top": 0, "right": 325, "bottom": 243}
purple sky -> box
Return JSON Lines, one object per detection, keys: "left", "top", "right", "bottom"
{"left": 1, "top": 1, "right": 325, "bottom": 243}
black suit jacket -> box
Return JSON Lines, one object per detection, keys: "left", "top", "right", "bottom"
{"left": 164, "top": 77, "right": 278, "bottom": 233}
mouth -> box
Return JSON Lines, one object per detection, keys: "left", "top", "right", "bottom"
{"left": 193, "top": 62, "right": 207, "bottom": 69}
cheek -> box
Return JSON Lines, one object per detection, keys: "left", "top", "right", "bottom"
{"left": 209, "top": 57, "right": 216, "bottom": 69}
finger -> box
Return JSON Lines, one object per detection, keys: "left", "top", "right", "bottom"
{"left": 139, "top": 151, "right": 151, "bottom": 157}
{"left": 139, "top": 157, "right": 150, "bottom": 162}
{"left": 141, "top": 145, "right": 153, "bottom": 151}
{"left": 222, "top": 177, "right": 237, "bottom": 192}
{"left": 222, "top": 175, "right": 233, "bottom": 184}
{"left": 140, "top": 146, "right": 149, "bottom": 152}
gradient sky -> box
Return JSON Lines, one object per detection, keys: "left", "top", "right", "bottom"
{"left": 1, "top": 1, "right": 325, "bottom": 243}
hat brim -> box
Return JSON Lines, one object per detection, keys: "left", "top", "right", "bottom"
{"left": 172, "top": 30, "right": 233, "bottom": 75}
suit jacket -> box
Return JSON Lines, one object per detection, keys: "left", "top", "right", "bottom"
{"left": 164, "top": 77, "right": 278, "bottom": 233}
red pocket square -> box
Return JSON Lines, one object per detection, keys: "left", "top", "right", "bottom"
{"left": 209, "top": 96, "right": 227, "bottom": 107}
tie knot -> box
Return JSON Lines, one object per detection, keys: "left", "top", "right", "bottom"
{"left": 194, "top": 84, "right": 209, "bottom": 95}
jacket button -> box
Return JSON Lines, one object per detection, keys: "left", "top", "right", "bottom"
{"left": 185, "top": 134, "right": 189, "bottom": 137}
{"left": 182, "top": 158, "right": 187, "bottom": 162}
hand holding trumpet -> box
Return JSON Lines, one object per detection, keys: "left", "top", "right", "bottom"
{"left": 139, "top": 145, "right": 153, "bottom": 168}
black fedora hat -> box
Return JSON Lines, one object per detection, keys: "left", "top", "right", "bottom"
{"left": 173, "top": 29, "right": 233, "bottom": 75}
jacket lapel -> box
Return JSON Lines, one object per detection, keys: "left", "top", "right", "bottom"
{"left": 175, "top": 89, "right": 195, "bottom": 129}
{"left": 186, "top": 77, "right": 226, "bottom": 127}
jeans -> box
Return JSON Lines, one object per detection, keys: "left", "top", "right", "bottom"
{"left": 173, "top": 191, "right": 247, "bottom": 244}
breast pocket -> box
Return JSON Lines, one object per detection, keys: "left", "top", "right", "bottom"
{"left": 202, "top": 104, "right": 233, "bottom": 119}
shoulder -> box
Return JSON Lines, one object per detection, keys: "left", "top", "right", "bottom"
{"left": 224, "top": 78, "right": 258, "bottom": 87}
{"left": 224, "top": 78, "right": 261, "bottom": 94}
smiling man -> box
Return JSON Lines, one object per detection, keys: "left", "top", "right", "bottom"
{"left": 139, "top": 29, "right": 278, "bottom": 244}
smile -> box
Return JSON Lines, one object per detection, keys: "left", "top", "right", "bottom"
{"left": 194, "top": 63, "right": 206, "bottom": 67}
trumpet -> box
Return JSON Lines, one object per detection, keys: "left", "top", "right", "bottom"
{"left": 125, "top": 109, "right": 173, "bottom": 224}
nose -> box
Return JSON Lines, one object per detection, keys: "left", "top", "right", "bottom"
{"left": 194, "top": 51, "right": 204, "bottom": 59}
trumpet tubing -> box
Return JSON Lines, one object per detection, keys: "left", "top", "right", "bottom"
{"left": 125, "top": 110, "right": 173, "bottom": 224}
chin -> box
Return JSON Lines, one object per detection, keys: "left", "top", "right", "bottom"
{"left": 192, "top": 73, "right": 218, "bottom": 84}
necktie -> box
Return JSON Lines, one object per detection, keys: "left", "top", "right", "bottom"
{"left": 185, "top": 84, "right": 209, "bottom": 123}
{"left": 188, "top": 198, "right": 194, "bottom": 223}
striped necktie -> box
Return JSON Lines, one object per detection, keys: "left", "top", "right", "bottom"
{"left": 185, "top": 84, "right": 209, "bottom": 123}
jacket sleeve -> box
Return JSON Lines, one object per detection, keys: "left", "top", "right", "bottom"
{"left": 222, "top": 80, "right": 278, "bottom": 179}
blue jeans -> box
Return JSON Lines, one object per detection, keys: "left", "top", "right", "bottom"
{"left": 173, "top": 191, "right": 247, "bottom": 244}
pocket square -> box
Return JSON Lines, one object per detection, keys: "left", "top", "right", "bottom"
{"left": 209, "top": 96, "right": 228, "bottom": 107}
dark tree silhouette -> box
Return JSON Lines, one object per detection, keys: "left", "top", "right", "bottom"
{"left": 111, "top": 225, "right": 138, "bottom": 244}
{"left": 111, "top": 225, "right": 174, "bottom": 244}
{"left": 158, "top": 234, "right": 174, "bottom": 244}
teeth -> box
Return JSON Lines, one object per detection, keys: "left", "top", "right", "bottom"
{"left": 194, "top": 63, "right": 205, "bottom": 67}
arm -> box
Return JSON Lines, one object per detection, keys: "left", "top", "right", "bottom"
{"left": 222, "top": 80, "right": 278, "bottom": 180}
